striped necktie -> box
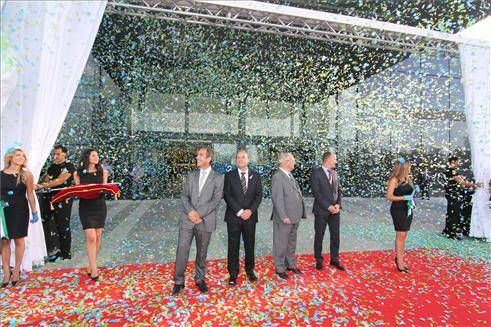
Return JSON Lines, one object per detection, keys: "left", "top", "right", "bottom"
{"left": 240, "top": 172, "right": 247, "bottom": 194}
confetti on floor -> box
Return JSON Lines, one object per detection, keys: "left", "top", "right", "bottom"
{"left": 1, "top": 249, "right": 489, "bottom": 326}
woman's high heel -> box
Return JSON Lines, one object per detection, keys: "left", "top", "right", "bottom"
{"left": 90, "top": 271, "right": 100, "bottom": 282}
{"left": 1, "top": 271, "right": 12, "bottom": 288}
{"left": 395, "top": 257, "right": 409, "bottom": 271}
{"left": 395, "top": 257, "right": 408, "bottom": 273}
{"left": 10, "top": 271, "right": 19, "bottom": 286}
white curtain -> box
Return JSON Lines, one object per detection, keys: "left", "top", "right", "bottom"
{"left": 458, "top": 17, "right": 491, "bottom": 241}
{"left": 0, "top": 1, "right": 107, "bottom": 270}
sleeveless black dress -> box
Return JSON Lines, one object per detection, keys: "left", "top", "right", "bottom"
{"left": 0, "top": 171, "right": 29, "bottom": 239}
{"left": 390, "top": 182, "right": 414, "bottom": 232}
{"left": 78, "top": 170, "right": 107, "bottom": 230}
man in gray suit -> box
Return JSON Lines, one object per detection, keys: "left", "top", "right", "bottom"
{"left": 271, "top": 152, "right": 305, "bottom": 279}
{"left": 172, "top": 146, "right": 224, "bottom": 295}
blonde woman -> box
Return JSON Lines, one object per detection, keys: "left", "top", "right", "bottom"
{"left": 1, "top": 148, "right": 39, "bottom": 287}
{"left": 386, "top": 158, "right": 416, "bottom": 273}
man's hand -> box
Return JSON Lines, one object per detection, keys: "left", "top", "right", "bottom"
{"left": 241, "top": 209, "right": 253, "bottom": 220}
{"left": 282, "top": 217, "right": 292, "bottom": 224}
{"left": 334, "top": 204, "right": 341, "bottom": 214}
{"left": 328, "top": 205, "right": 336, "bottom": 214}
{"left": 188, "top": 210, "right": 201, "bottom": 223}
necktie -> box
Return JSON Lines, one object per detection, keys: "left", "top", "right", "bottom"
{"left": 327, "top": 169, "right": 333, "bottom": 184}
{"left": 199, "top": 170, "right": 207, "bottom": 194}
{"left": 240, "top": 172, "right": 247, "bottom": 194}
{"left": 288, "top": 173, "right": 299, "bottom": 191}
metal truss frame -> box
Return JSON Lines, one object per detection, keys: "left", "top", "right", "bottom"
{"left": 104, "top": 0, "right": 486, "bottom": 55}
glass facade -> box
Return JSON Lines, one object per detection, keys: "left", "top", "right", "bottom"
{"left": 48, "top": 17, "right": 472, "bottom": 199}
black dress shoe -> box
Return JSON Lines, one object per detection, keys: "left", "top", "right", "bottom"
{"left": 47, "top": 254, "right": 60, "bottom": 263}
{"left": 228, "top": 277, "right": 237, "bottom": 286}
{"left": 329, "top": 262, "right": 346, "bottom": 271}
{"left": 196, "top": 281, "right": 209, "bottom": 293}
{"left": 275, "top": 271, "right": 289, "bottom": 280}
{"left": 246, "top": 271, "right": 258, "bottom": 282}
{"left": 172, "top": 284, "right": 185, "bottom": 296}
{"left": 286, "top": 267, "right": 303, "bottom": 274}
{"left": 316, "top": 262, "right": 323, "bottom": 270}
{"left": 61, "top": 254, "right": 71, "bottom": 260}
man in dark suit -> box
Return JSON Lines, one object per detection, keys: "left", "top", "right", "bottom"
{"left": 172, "top": 146, "right": 224, "bottom": 296}
{"left": 311, "top": 151, "right": 345, "bottom": 271}
{"left": 223, "top": 149, "right": 263, "bottom": 286}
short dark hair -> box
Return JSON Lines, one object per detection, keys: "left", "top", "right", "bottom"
{"left": 448, "top": 156, "right": 459, "bottom": 163}
{"left": 54, "top": 144, "right": 68, "bottom": 154}
{"left": 199, "top": 146, "right": 214, "bottom": 161}
{"left": 236, "top": 148, "right": 248, "bottom": 156}
{"left": 322, "top": 151, "right": 335, "bottom": 162}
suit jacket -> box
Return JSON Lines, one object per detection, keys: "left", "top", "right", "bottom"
{"left": 311, "top": 166, "right": 342, "bottom": 217}
{"left": 223, "top": 168, "right": 263, "bottom": 224}
{"left": 271, "top": 170, "right": 305, "bottom": 224}
{"left": 180, "top": 169, "right": 224, "bottom": 233}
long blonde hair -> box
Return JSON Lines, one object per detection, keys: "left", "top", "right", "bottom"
{"left": 3, "top": 148, "right": 28, "bottom": 185}
{"left": 389, "top": 161, "right": 413, "bottom": 186}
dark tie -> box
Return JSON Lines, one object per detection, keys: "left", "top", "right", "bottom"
{"left": 240, "top": 172, "right": 247, "bottom": 194}
{"left": 327, "top": 169, "right": 333, "bottom": 184}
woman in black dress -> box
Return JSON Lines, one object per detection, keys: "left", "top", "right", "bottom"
{"left": 386, "top": 158, "right": 415, "bottom": 273}
{"left": 1, "top": 148, "right": 39, "bottom": 287}
{"left": 73, "top": 149, "right": 108, "bottom": 281}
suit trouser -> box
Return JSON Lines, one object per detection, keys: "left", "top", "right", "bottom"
{"left": 227, "top": 221, "right": 256, "bottom": 278}
{"left": 314, "top": 213, "right": 340, "bottom": 264}
{"left": 273, "top": 222, "right": 299, "bottom": 273}
{"left": 443, "top": 194, "right": 461, "bottom": 237}
{"left": 174, "top": 225, "right": 212, "bottom": 285}
{"left": 41, "top": 198, "right": 73, "bottom": 257}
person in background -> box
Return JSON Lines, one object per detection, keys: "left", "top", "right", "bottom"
{"left": 36, "top": 145, "right": 75, "bottom": 261}
{"left": 1, "top": 148, "right": 39, "bottom": 287}
{"left": 418, "top": 167, "right": 431, "bottom": 200}
{"left": 130, "top": 163, "right": 145, "bottom": 200}
{"left": 443, "top": 156, "right": 481, "bottom": 240}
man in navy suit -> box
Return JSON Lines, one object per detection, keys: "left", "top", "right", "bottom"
{"left": 311, "top": 151, "right": 345, "bottom": 271}
{"left": 223, "top": 149, "right": 263, "bottom": 285}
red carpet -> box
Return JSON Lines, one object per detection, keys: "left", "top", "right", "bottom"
{"left": 1, "top": 249, "right": 489, "bottom": 326}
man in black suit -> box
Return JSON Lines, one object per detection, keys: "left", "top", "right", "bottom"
{"left": 311, "top": 151, "right": 345, "bottom": 271}
{"left": 223, "top": 148, "right": 263, "bottom": 286}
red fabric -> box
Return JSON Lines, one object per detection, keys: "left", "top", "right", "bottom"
{"left": 50, "top": 183, "right": 120, "bottom": 204}
{"left": 2, "top": 249, "right": 489, "bottom": 326}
